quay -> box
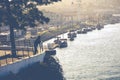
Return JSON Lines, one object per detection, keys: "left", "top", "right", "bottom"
{"left": 0, "top": 43, "right": 58, "bottom": 77}
{"left": 0, "top": 22, "right": 105, "bottom": 77}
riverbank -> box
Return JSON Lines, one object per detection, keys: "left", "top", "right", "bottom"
{"left": 39, "top": 25, "right": 79, "bottom": 41}
{"left": 37, "top": 18, "right": 119, "bottom": 42}
{"left": 1, "top": 18, "right": 119, "bottom": 79}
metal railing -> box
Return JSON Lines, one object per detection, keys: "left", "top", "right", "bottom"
{"left": 0, "top": 39, "right": 47, "bottom": 67}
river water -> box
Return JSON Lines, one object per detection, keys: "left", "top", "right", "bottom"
{"left": 55, "top": 23, "right": 120, "bottom": 80}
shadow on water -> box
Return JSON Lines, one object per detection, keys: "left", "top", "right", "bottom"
{"left": 0, "top": 55, "right": 65, "bottom": 80}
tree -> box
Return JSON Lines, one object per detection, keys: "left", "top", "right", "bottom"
{"left": 0, "top": 0, "right": 61, "bottom": 57}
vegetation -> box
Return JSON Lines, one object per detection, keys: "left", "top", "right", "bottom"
{"left": 37, "top": 25, "right": 80, "bottom": 41}
{"left": 0, "top": 0, "right": 61, "bottom": 56}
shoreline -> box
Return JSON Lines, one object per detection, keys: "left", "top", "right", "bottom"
{"left": 40, "top": 22, "right": 120, "bottom": 42}
{"left": 0, "top": 20, "right": 119, "bottom": 79}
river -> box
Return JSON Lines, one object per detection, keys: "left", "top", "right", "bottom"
{"left": 55, "top": 23, "right": 120, "bottom": 80}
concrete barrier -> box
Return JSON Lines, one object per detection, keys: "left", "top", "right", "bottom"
{"left": 0, "top": 52, "right": 46, "bottom": 77}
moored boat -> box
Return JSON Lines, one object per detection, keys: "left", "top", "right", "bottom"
{"left": 58, "top": 39, "right": 68, "bottom": 48}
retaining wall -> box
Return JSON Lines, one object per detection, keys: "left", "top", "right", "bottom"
{"left": 0, "top": 52, "right": 46, "bottom": 77}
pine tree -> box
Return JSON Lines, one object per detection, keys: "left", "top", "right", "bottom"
{"left": 0, "top": 0, "right": 61, "bottom": 57}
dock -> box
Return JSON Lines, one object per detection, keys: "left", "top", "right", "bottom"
{"left": 0, "top": 42, "right": 58, "bottom": 77}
